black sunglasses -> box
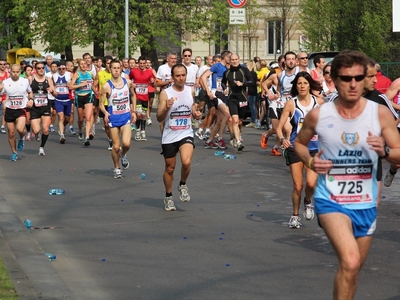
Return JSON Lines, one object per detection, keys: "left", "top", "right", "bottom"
{"left": 338, "top": 75, "right": 366, "bottom": 82}
{"left": 324, "top": 71, "right": 330, "bottom": 75}
{"left": 298, "top": 57, "right": 308, "bottom": 60}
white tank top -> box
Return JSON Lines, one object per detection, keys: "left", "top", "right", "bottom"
{"left": 280, "top": 69, "right": 298, "bottom": 96}
{"left": 314, "top": 100, "right": 380, "bottom": 210}
{"left": 162, "top": 85, "right": 193, "bottom": 144}
{"left": 2, "top": 77, "right": 32, "bottom": 109}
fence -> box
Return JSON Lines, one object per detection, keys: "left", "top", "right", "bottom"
{"left": 378, "top": 62, "right": 400, "bottom": 80}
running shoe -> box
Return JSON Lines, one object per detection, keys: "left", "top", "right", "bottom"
{"left": 245, "top": 122, "right": 256, "bottom": 128}
{"left": 237, "top": 142, "right": 244, "bottom": 152}
{"left": 10, "top": 152, "right": 18, "bottom": 161}
{"left": 216, "top": 138, "right": 227, "bottom": 149}
{"left": 38, "top": 147, "right": 45, "bottom": 156}
{"left": 135, "top": 131, "right": 141, "bottom": 141}
{"left": 108, "top": 140, "right": 113, "bottom": 151}
{"left": 195, "top": 129, "right": 204, "bottom": 140}
{"left": 35, "top": 132, "right": 42, "bottom": 142}
{"left": 204, "top": 140, "right": 218, "bottom": 149}
{"left": 260, "top": 133, "right": 268, "bottom": 149}
{"left": 25, "top": 132, "right": 31, "bottom": 141}
{"left": 121, "top": 154, "right": 129, "bottom": 169}
{"left": 271, "top": 148, "right": 281, "bottom": 156}
{"left": 178, "top": 184, "right": 190, "bottom": 202}
{"left": 49, "top": 125, "right": 55, "bottom": 132}
{"left": 384, "top": 169, "right": 396, "bottom": 187}
{"left": 147, "top": 118, "right": 152, "bottom": 126}
{"left": 1, "top": 126, "right": 6, "bottom": 134}
{"left": 17, "top": 139, "right": 24, "bottom": 151}
{"left": 92, "top": 124, "right": 96, "bottom": 135}
{"left": 203, "top": 130, "right": 210, "bottom": 141}
{"left": 141, "top": 131, "right": 147, "bottom": 141}
{"left": 89, "top": 132, "right": 94, "bottom": 140}
{"left": 304, "top": 202, "right": 315, "bottom": 220}
{"left": 230, "top": 138, "right": 237, "bottom": 148}
{"left": 164, "top": 196, "right": 176, "bottom": 211}
{"left": 288, "top": 215, "right": 302, "bottom": 229}
{"left": 60, "top": 135, "right": 66, "bottom": 144}
{"left": 131, "top": 123, "right": 136, "bottom": 131}
{"left": 114, "top": 168, "right": 122, "bottom": 179}
{"left": 69, "top": 127, "right": 76, "bottom": 135}
{"left": 78, "top": 132, "right": 83, "bottom": 141}
{"left": 84, "top": 138, "right": 90, "bottom": 146}
{"left": 96, "top": 116, "right": 101, "bottom": 124}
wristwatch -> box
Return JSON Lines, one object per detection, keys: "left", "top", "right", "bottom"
{"left": 380, "top": 145, "right": 390, "bottom": 158}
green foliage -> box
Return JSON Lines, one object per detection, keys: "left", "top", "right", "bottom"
{"left": 299, "top": 0, "right": 400, "bottom": 62}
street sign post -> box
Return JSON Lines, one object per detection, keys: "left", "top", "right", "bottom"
{"left": 227, "top": 0, "right": 247, "bottom": 8}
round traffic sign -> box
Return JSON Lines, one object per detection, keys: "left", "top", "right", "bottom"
{"left": 227, "top": 0, "right": 246, "bottom": 8}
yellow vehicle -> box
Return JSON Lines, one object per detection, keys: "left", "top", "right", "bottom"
{"left": 6, "top": 48, "right": 43, "bottom": 65}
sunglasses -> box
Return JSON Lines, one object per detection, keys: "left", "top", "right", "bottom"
{"left": 298, "top": 57, "right": 308, "bottom": 60}
{"left": 58, "top": 67, "right": 66, "bottom": 70}
{"left": 36, "top": 67, "right": 45, "bottom": 70}
{"left": 338, "top": 74, "right": 366, "bottom": 82}
{"left": 323, "top": 71, "right": 330, "bottom": 75}
{"left": 184, "top": 55, "right": 191, "bottom": 57}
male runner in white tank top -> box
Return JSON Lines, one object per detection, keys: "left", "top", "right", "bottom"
{"left": 156, "top": 63, "right": 202, "bottom": 211}
{"left": 294, "top": 50, "right": 400, "bottom": 299}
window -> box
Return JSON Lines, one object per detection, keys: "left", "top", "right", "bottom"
{"left": 267, "top": 20, "right": 283, "bottom": 55}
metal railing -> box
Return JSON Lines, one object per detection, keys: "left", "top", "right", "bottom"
{"left": 378, "top": 62, "right": 400, "bottom": 80}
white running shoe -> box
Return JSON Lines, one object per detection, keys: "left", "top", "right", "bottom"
{"left": 141, "top": 131, "right": 147, "bottom": 141}
{"left": 121, "top": 154, "right": 129, "bottom": 169}
{"left": 135, "top": 131, "right": 141, "bottom": 141}
{"left": 177, "top": 184, "right": 190, "bottom": 202}
{"left": 164, "top": 196, "right": 176, "bottom": 211}
{"left": 114, "top": 168, "right": 122, "bottom": 179}
{"left": 384, "top": 169, "right": 396, "bottom": 187}
{"left": 195, "top": 129, "right": 204, "bottom": 140}
{"left": 288, "top": 215, "right": 302, "bottom": 229}
{"left": 146, "top": 118, "right": 152, "bottom": 126}
{"left": 38, "top": 147, "right": 45, "bottom": 156}
{"left": 303, "top": 203, "right": 315, "bottom": 220}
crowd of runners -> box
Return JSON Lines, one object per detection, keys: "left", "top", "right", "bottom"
{"left": 2, "top": 48, "right": 400, "bottom": 299}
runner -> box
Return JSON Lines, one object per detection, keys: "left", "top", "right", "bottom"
{"left": 145, "top": 58, "right": 157, "bottom": 126}
{"left": 30, "top": 61, "right": 58, "bottom": 155}
{"left": 294, "top": 50, "right": 400, "bottom": 299}
{"left": 0, "top": 58, "right": 10, "bottom": 134}
{"left": 93, "top": 56, "right": 113, "bottom": 150}
{"left": 0, "top": 64, "right": 33, "bottom": 161}
{"left": 45, "top": 61, "right": 58, "bottom": 132}
{"left": 66, "top": 61, "right": 77, "bottom": 135}
{"left": 53, "top": 61, "right": 72, "bottom": 144}
{"left": 156, "top": 63, "right": 202, "bottom": 211}
{"left": 70, "top": 58, "right": 95, "bottom": 146}
{"left": 129, "top": 56, "right": 155, "bottom": 141}
{"left": 100, "top": 59, "right": 136, "bottom": 178}
{"left": 276, "top": 72, "right": 323, "bottom": 228}
{"left": 221, "top": 54, "right": 253, "bottom": 151}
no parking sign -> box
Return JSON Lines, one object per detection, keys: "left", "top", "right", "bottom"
{"left": 227, "top": 0, "right": 247, "bottom": 8}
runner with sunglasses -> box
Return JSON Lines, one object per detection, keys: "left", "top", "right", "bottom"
{"left": 294, "top": 50, "right": 400, "bottom": 299}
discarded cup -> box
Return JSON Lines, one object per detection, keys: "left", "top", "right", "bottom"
{"left": 48, "top": 189, "right": 65, "bottom": 195}
{"left": 224, "top": 154, "right": 236, "bottom": 160}
{"left": 141, "top": 173, "right": 146, "bottom": 179}
{"left": 45, "top": 253, "right": 56, "bottom": 261}
{"left": 24, "top": 219, "right": 32, "bottom": 230}
{"left": 214, "top": 151, "right": 225, "bottom": 156}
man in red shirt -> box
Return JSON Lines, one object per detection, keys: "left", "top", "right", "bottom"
{"left": 375, "top": 63, "right": 392, "bottom": 94}
{"left": 0, "top": 58, "right": 9, "bottom": 133}
{"left": 129, "top": 56, "right": 155, "bottom": 141}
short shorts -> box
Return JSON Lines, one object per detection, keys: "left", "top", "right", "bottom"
{"left": 228, "top": 97, "right": 247, "bottom": 119}
{"left": 315, "top": 198, "right": 377, "bottom": 237}
{"left": 284, "top": 147, "right": 317, "bottom": 166}
{"left": 162, "top": 136, "right": 195, "bottom": 159}
{"left": 268, "top": 107, "right": 283, "bottom": 120}
{"left": 30, "top": 106, "right": 51, "bottom": 120}
{"left": 5, "top": 108, "right": 26, "bottom": 123}
{"left": 75, "top": 94, "right": 93, "bottom": 108}
{"left": 54, "top": 100, "right": 72, "bottom": 117}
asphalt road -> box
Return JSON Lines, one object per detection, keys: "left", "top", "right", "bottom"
{"left": 0, "top": 118, "right": 400, "bottom": 300}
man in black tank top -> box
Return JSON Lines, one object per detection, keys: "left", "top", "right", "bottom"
{"left": 30, "top": 61, "right": 57, "bottom": 156}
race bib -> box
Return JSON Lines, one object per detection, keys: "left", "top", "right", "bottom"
{"left": 326, "top": 164, "right": 373, "bottom": 204}
{"left": 216, "top": 77, "right": 223, "bottom": 92}
{"left": 135, "top": 84, "right": 148, "bottom": 95}
{"left": 56, "top": 85, "right": 69, "bottom": 95}
{"left": 34, "top": 93, "right": 48, "bottom": 107}
{"left": 186, "top": 81, "right": 195, "bottom": 87}
{"left": 111, "top": 97, "right": 130, "bottom": 115}
{"left": 169, "top": 111, "right": 191, "bottom": 130}
{"left": 9, "top": 95, "right": 24, "bottom": 109}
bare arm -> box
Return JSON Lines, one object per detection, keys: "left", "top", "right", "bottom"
{"left": 377, "top": 105, "right": 400, "bottom": 164}
{"left": 156, "top": 90, "right": 173, "bottom": 122}
{"left": 99, "top": 82, "right": 110, "bottom": 124}
{"left": 200, "top": 69, "right": 214, "bottom": 99}
{"left": 276, "top": 99, "right": 294, "bottom": 148}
